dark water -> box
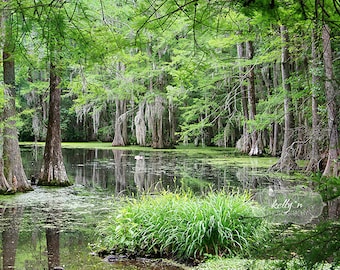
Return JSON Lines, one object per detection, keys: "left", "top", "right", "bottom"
{"left": 24, "top": 147, "right": 248, "bottom": 195}
{"left": 2, "top": 146, "right": 335, "bottom": 269}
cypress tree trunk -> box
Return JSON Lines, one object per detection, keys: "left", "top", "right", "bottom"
{"left": 153, "top": 96, "right": 165, "bottom": 149}
{"left": 322, "top": 24, "right": 339, "bottom": 177}
{"left": 306, "top": 26, "right": 321, "bottom": 173}
{"left": 168, "top": 98, "right": 176, "bottom": 147}
{"left": 0, "top": 158, "right": 11, "bottom": 192}
{"left": 270, "top": 62, "right": 281, "bottom": 157}
{"left": 1, "top": 5, "right": 31, "bottom": 192}
{"left": 39, "top": 63, "right": 70, "bottom": 186}
{"left": 135, "top": 101, "right": 147, "bottom": 146}
{"left": 236, "top": 40, "right": 251, "bottom": 153}
{"left": 0, "top": 115, "right": 11, "bottom": 192}
{"left": 246, "top": 40, "right": 263, "bottom": 156}
{"left": 146, "top": 97, "right": 165, "bottom": 149}
{"left": 112, "top": 99, "right": 128, "bottom": 146}
{"left": 271, "top": 25, "right": 298, "bottom": 173}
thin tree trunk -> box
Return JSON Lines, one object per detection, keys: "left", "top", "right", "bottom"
{"left": 236, "top": 40, "right": 250, "bottom": 153}
{"left": 39, "top": 63, "right": 70, "bottom": 186}
{"left": 322, "top": 24, "right": 339, "bottom": 177}
{"left": 168, "top": 97, "right": 176, "bottom": 147}
{"left": 271, "top": 25, "right": 298, "bottom": 173}
{"left": 246, "top": 40, "right": 263, "bottom": 156}
{"left": 270, "top": 62, "right": 281, "bottom": 156}
{"left": 306, "top": 26, "right": 321, "bottom": 172}
{"left": 154, "top": 96, "right": 165, "bottom": 148}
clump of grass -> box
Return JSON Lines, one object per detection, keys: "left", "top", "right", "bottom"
{"left": 96, "top": 190, "right": 269, "bottom": 262}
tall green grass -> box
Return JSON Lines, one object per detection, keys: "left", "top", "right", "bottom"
{"left": 96, "top": 191, "right": 269, "bottom": 262}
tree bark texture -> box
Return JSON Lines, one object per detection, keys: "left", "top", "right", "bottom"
{"left": 1, "top": 7, "right": 31, "bottom": 192}
{"left": 306, "top": 26, "right": 321, "bottom": 173}
{"left": 112, "top": 99, "right": 128, "bottom": 146}
{"left": 39, "top": 63, "right": 70, "bottom": 186}
{"left": 270, "top": 62, "right": 281, "bottom": 156}
{"left": 271, "top": 25, "right": 298, "bottom": 173}
{"left": 322, "top": 24, "right": 339, "bottom": 177}
{"left": 236, "top": 41, "right": 251, "bottom": 153}
{"left": 168, "top": 98, "right": 176, "bottom": 147}
{"left": 0, "top": 114, "right": 11, "bottom": 192}
{"left": 146, "top": 96, "right": 165, "bottom": 149}
{"left": 246, "top": 40, "right": 263, "bottom": 156}
{"left": 135, "top": 101, "right": 147, "bottom": 146}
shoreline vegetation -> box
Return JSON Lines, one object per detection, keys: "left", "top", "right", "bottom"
{"left": 19, "top": 142, "right": 339, "bottom": 269}
{"left": 95, "top": 190, "right": 269, "bottom": 264}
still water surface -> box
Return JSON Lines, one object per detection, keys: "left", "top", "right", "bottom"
{"left": 0, "top": 146, "right": 272, "bottom": 269}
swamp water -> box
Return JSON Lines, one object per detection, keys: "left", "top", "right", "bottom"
{"left": 0, "top": 146, "right": 301, "bottom": 269}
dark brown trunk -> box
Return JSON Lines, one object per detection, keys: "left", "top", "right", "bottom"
{"left": 271, "top": 25, "right": 298, "bottom": 173}
{"left": 39, "top": 63, "right": 70, "bottom": 186}
{"left": 46, "top": 226, "right": 60, "bottom": 270}
{"left": 322, "top": 24, "right": 339, "bottom": 177}
{"left": 2, "top": 207, "right": 22, "bottom": 270}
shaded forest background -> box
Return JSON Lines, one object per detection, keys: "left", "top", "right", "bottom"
{"left": 1, "top": 0, "right": 340, "bottom": 178}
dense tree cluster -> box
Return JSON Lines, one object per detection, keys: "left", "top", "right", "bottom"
{"left": 0, "top": 0, "right": 339, "bottom": 192}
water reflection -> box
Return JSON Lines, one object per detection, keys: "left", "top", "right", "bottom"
{"left": 0, "top": 186, "right": 115, "bottom": 269}
{"left": 46, "top": 214, "right": 61, "bottom": 270}
{"left": 2, "top": 206, "right": 21, "bottom": 270}
{"left": 21, "top": 147, "right": 245, "bottom": 194}
{"left": 6, "top": 146, "right": 327, "bottom": 269}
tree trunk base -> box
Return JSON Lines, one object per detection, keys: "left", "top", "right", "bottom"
{"left": 38, "top": 179, "right": 72, "bottom": 187}
{"left": 270, "top": 155, "right": 298, "bottom": 174}
{"left": 236, "top": 134, "right": 251, "bottom": 154}
{"left": 322, "top": 158, "right": 339, "bottom": 177}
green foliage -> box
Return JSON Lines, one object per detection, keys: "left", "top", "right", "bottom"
{"left": 256, "top": 221, "right": 340, "bottom": 269}
{"left": 195, "top": 257, "right": 281, "bottom": 270}
{"left": 96, "top": 190, "right": 269, "bottom": 262}
{"left": 311, "top": 173, "right": 340, "bottom": 201}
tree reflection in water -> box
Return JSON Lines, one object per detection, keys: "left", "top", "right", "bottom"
{"left": 46, "top": 214, "right": 61, "bottom": 270}
{"left": 113, "top": 150, "right": 127, "bottom": 194}
{"left": 1, "top": 206, "right": 22, "bottom": 270}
